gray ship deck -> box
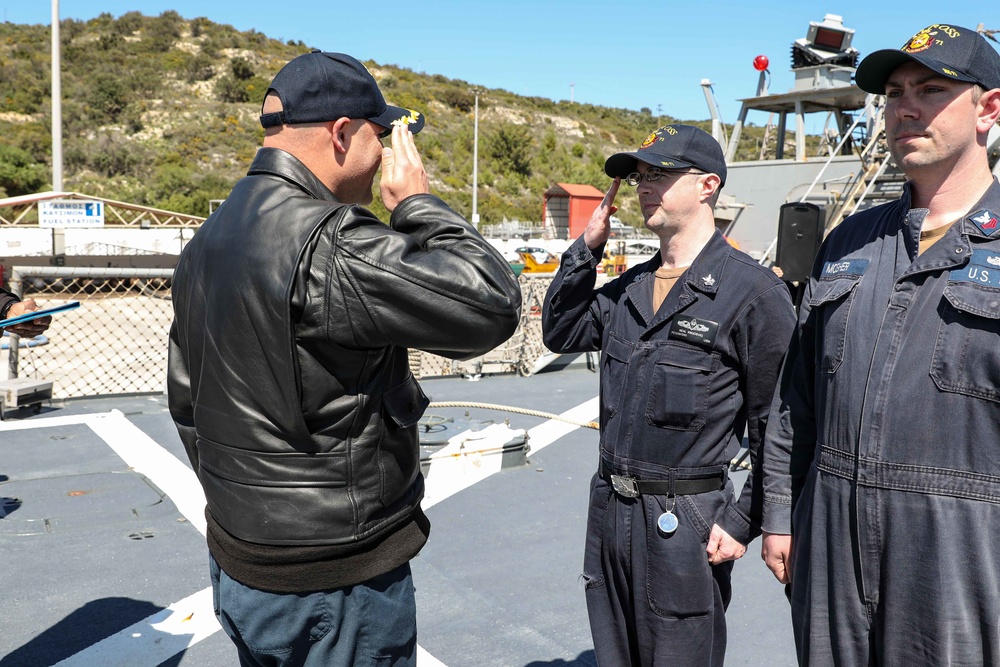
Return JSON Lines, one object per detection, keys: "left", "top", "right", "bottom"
{"left": 1, "top": 365, "right": 796, "bottom": 666}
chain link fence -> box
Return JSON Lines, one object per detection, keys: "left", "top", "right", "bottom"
{"left": 4, "top": 267, "right": 174, "bottom": 398}
{"left": 408, "top": 275, "right": 553, "bottom": 378}
{"left": 4, "top": 267, "right": 555, "bottom": 399}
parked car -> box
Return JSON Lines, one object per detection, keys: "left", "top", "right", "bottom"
{"left": 515, "top": 246, "right": 553, "bottom": 264}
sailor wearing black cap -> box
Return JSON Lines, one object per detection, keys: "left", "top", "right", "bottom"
{"left": 761, "top": 23, "right": 1000, "bottom": 666}
{"left": 168, "top": 50, "right": 521, "bottom": 666}
{"left": 543, "top": 124, "right": 795, "bottom": 666}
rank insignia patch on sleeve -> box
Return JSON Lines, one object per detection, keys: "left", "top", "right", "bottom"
{"left": 969, "top": 209, "right": 1000, "bottom": 236}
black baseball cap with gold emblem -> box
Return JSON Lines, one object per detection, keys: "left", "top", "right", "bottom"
{"left": 259, "top": 50, "right": 424, "bottom": 134}
{"left": 855, "top": 23, "right": 1000, "bottom": 94}
{"left": 604, "top": 124, "right": 727, "bottom": 187}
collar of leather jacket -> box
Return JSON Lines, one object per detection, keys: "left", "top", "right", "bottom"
{"left": 247, "top": 147, "right": 341, "bottom": 204}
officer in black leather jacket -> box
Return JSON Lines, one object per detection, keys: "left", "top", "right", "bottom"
{"left": 168, "top": 51, "right": 521, "bottom": 666}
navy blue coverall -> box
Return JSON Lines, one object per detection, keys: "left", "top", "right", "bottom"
{"left": 762, "top": 180, "right": 1000, "bottom": 665}
{"left": 543, "top": 232, "right": 795, "bottom": 666}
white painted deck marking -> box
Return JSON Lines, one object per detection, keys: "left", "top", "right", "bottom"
{"left": 522, "top": 397, "right": 599, "bottom": 457}
{"left": 2, "top": 397, "right": 598, "bottom": 666}
{"left": 422, "top": 423, "right": 515, "bottom": 509}
{"left": 87, "top": 411, "right": 208, "bottom": 535}
{"left": 52, "top": 588, "right": 218, "bottom": 667}
{"left": 0, "top": 410, "right": 206, "bottom": 534}
{"left": 0, "top": 411, "right": 117, "bottom": 431}
{"left": 2, "top": 410, "right": 220, "bottom": 664}
{"left": 417, "top": 645, "right": 449, "bottom": 666}
{"left": 423, "top": 397, "right": 599, "bottom": 509}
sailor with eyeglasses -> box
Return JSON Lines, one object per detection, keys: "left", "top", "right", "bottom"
{"left": 542, "top": 124, "right": 796, "bottom": 666}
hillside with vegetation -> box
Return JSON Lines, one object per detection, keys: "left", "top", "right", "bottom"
{"left": 0, "top": 11, "right": 792, "bottom": 228}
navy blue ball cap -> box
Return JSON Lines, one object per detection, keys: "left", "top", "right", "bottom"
{"left": 856, "top": 23, "right": 1000, "bottom": 94}
{"left": 259, "top": 50, "right": 424, "bottom": 134}
{"left": 605, "top": 124, "right": 727, "bottom": 187}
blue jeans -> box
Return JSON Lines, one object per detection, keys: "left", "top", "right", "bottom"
{"left": 209, "top": 555, "right": 417, "bottom": 667}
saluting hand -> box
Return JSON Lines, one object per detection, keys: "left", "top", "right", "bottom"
{"left": 583, "top": 178, "right": 620, "bottom": 250}
{"left": 379, "top": 124, "right": 430, "bottom": 212}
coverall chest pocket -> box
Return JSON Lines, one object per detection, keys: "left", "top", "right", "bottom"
{"left": 809, "top": 277, "right": 860, "bottom": 374}
{"left": 645, "top": 343, "right": 717, "bottom": 431}
{"left": 931, "top": 283, "right": 1000, "bottom": 403}
{"left": 602, "top": 334, "right": 634, "bottom": 419}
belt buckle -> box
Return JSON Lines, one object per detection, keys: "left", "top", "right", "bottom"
{"left": 610, "top": 474, "right": 639, "bottom": 498}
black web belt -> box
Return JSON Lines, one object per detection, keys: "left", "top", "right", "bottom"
{"left": 600, "top": 461, "right": 726, "bottom": 499}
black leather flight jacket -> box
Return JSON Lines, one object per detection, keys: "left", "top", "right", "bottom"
{"left": 168, "top": 148, "right": 521, "bottom": 549}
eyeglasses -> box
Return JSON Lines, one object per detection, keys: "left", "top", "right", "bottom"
{"left": 624, "top": 168, "right": 703, "bottom": 186}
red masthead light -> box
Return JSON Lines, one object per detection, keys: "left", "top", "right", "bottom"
{"left": 753, "top": 55, "right": 769, "bottom": 71}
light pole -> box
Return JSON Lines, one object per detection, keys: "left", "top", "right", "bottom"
{"left": 471, "top": 90, "right": 480, "bottom": 226}
{"left": 51, "top": 0, "right": 65, "bottom": 259}
{"left": 51, "top": 0, "right": 62, "bottom": 193}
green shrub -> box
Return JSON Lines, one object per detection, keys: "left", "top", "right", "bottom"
{"left": 216, "top": 74, "right": 269, "bottom": 104}
{"left": 191, "top": 18, "right": 212, "bottom": 38}
{"left": 87, "top": 134, "right": 148, "bottom": 177}
{"left": 485, "top": 123, "right": 533, "bottom": 177}
{"left": 441, "top": 89, "right": 474, "bottom": 113}
{"left": 0, "top": 144, "right": 48, "bottom": 196}
{"left": 89, "top": 73, "right": 131, "bottom": 123}
{"left": 187, "top": 52, "right": 216, "bottom": 82}
{"left": 96, "top": 33, "right": 120, "bottom": 51}
{"left": 114, "top": 11, "right": 143, "bottom": 37}
{"left": 230, "top": 57, "right": 254, "bottom": 81}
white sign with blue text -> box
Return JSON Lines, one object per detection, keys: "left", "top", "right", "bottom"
{"left": 39, "top": 200, "right": 105, "bottom": 228}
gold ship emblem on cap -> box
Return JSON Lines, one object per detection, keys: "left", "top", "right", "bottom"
{"left": 392, "top": 110, "right": 422, "bottom": 127}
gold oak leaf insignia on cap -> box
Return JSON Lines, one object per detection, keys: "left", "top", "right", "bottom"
{"left": 392, "top": 110, "right": 421, "bottom": 127}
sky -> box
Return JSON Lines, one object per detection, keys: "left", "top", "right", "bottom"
{"left": 4, "top": 2, "right": 997, "bottom": 132}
